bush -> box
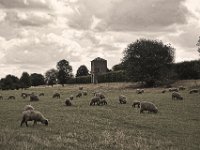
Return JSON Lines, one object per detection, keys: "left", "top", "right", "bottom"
{"left": 98, "top": 71, "right": 127, "bottom": 83}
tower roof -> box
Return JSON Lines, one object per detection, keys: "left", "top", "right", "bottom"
{"left": 91, "top": 57, "right": 106, "bottom": 62}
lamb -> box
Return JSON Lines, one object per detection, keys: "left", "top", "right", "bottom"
{"left": 172, "top": 92, "right": 183, "bottom": 100}
{"left": 119, "top": 95, "right": 127, "bottom": 104}
{"left": 140, "top": 101, "right": 158, "bottom": 114}
{"left": 90, "top": 97, "right": 100, "bottom": 106}
{"left": 52, "top": 93, "right": 60, "bottom": 99}
{"left": 0, "top": 96, "right": 3, "bottom": 100}
{"left": 179, "top": 86, "right": 186, "bottom": 91}
{"left": 76, "top": 92, "right": 82, "bottom": 98}
{"left": 97, "top": 98, "right": 108, "bottom": 106}
{"left": 24, "top": 105, "right": 34, "bottom": 111}
{"left": 189, "top": 89, "right": 199, "bottom": 94}
{"left": 65, "top": 99, "right": 72, "bottom": 106}
{"left": 20, "top": 110, "right": 48, "bottom": 127}
{"left": 169, "top": 88, "right": 179, "bottom": 92}
{"left": 83, "top": 91, "right": 88, "bottom": 96}
{"left": 30, "top": 95, "right": 39, "bottom": 101}
{"left": 8, "top": 96, "right": 15, "bottom": 100}
{"left": 132, "top": 101, "right": 140, "bottom": 108}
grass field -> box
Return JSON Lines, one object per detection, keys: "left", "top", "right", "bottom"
{"left": 0, "top": 81, "right": 200, "bottom": 150}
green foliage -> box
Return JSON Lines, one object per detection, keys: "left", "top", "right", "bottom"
{"left": 19, "top": 72, "right": 31, "bottom": 89}
{"left": 98, "top": 71, "right": 127, "bottom": 83}
{"left": 123, "top": 39, "right": 175, "bottom": 87}
{"left": 57, "top": 59, "right": 73, "bottom": 86}
{"left": 76, "top": 65, "right": 89, "bottom": 77}
{"left": 174, "top": 60, "right": 200, "bottom": 80}
{"left": 0, "top": 75, "right": 20, "bottom": 90}
{"left": 30, "top": 73, "right": 45, "bottom": 86}
{"left": 68, "top": 76, "right": 91, "bottom": 84}
{"left": 45, "top": 69, "right": 58, "bottom": 86}
{"left": 112, "top": 63, "right": 124, "bottom": 71}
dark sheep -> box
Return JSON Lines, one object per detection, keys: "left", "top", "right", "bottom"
{"left": 132, "top": 101, "right": 140, "bottom": 108}
{"left": 97, "top": 98, "right": 108, "bottom": 106}
{"left": 52, "top": 93, "right": 60, "bottom": 99}
{"left": 8, "top": 96, "right": 15, "bottom": 100}
{"left": 69, "top": 95, "right": 74, "bottom": 100}
{"left": 172, "top": 92, "right": 183, "bottom": 100}
{"left": 119, "top": 95, "right": 127, "bottom": 104}
{"left": 189, "top": 89, "right": 199, "bottom": 94}
{"left": 136, "top": 89, "right": 144, "bottom": 94}
{"left": 20, "top": 110, "right": 48, "bottom": 127}
{"left": 90, "top": 97, "right": 100, "bottom": 106}
{"left": 83, "top": 91, "right": 88, "bottom": 96}
{"left": 76, "top": 92, "right": 82, "bottom": 98}
{"left": 65, "top": 99, "right": 72, "bottom": 106}
{"left": 39, "top": 93, "right": 45, "bottom": 96}
{"left": 30, "top": 95, "right": 39, "bottom": 101}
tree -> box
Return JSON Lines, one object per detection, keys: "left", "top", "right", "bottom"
{"left": 122, "top": 39, "right": 175, "bottom": 87}
{"left": 0, "top": 75, "right": 20, "bottom": 90}
{"left": 20, "top": 72, "right": 31, "bottom": 89}
{"left": 30, "top": 73, "right": 45, "bottom": 86}
{"left": 112, "top": 63, "right": 124, "bottom": 71}
{"left": 45, "top": 69, "right": 58, "bottom": 86}
{"left": 197, "top": 36, "right": 200, "bottom": 54}
{"left": 57, "top": 59, "right": 72, "bottom": 86}
{"left": 76, "top": 65, "right": 89, "bottom": 77}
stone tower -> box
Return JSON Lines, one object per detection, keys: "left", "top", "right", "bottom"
{"left": 91, "top": 57, "right": 107, "bottom": 83}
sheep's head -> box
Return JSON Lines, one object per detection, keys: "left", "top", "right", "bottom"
{"left": 42, "top": 119, "right": 48, "bottom": 126}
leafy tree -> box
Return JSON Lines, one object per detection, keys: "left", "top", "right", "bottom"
{"left": 0, "top": 75, "right": 20, "bottom": 90}
{"left": 112, "top": 63, "right": 124, "bottom": 71}
{"left": 45, "top": 69, "right": 58, "bottom": 86}
{"left": 30, "top": 73, "right": 45, "bottom": 86}
{"left": 122, "top": 39, "right": 175, "bottom": 87}
{"left": 197, "top": 36, "right": 200, "bottom": 54}
{"left": 20, "top": 72, "right": 31, "bottom": 89}
{"left": 57, "top": 59, "right": 72, "bottom": 86}
{"left": 76, "top": 65, "right": 89, "bottom": 77}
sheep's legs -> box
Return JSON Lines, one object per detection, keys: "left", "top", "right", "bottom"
{"left": 33, "top": 121, "right": 37, "bottom": 126}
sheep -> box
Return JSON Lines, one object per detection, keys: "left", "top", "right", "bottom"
{"left": 69, "top": 95, "right": 74, "bottom": 100}
{"left": 52, "top": 93, "right": 60, "bottom": 99}
{"left": 79, "top": 87, "right": 83, "bottom": 90}
{"left": 8, "top": 96, "right": 15, "bottom": 100}
{"left": 97, "top": 98, "right": 108, "bottom": 106}
{"left": 39, "top": 93, "right": 44, "bottom": 96}
{"left": 119, "top": 95, "right": 127, "bottom": 104}
{"left": 83, "top": 91, "right": 88, "bottom": 96}
{"left": 161, "top": 90, "right": 166, "bottom": 93}
{"left": 90, "top": 97, "right": 100, "bottom": 106}
{"left": 169, "top": 88, "right": 179, "bottom": 92}
{"left": 172, "top": 92, "right": 183, "bottom": 100}
{"left": 65, "top": 99, "right": 72, "bottom": 106}
{"left": 136, "top": 89, "right": 144, "bottom": 94}
{"left": 179, "top": 86, "right": 186, "bottom": 91}
{"left": 30, "top": 95, "right": 39, "bottom": 101}
{"left": 189, "top": 89, "right": 199, "bottom": 94}
{"left": 76, "top": 92, "right": 82, "bottom": 98}
{"left": 0, "top": 96, "right": 3, "bottom": 100}
{"left": 132, "top": 101, "right": 140, "bottom": 108}
{"left": 95, "top": 92, "right": 105, "bottom": 99}
{"left": 140, "top": 101, "right": 158, "bottom": 114}
{"left": 21, "top": 93, "right": 28, "bottom": 98}
{"left": 20, "top": 110, "right": 48, "bottom": 127}
{"left": 24, "top": 105, "right": 34, "bottom": 111}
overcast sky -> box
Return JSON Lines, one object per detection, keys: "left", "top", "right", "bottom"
{"left": 0, "top": 0, "right": 199, "bottom": 78}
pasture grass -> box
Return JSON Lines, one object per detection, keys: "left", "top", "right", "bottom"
{"left": 0, "top": 82, "right": 200, "bottom": 150}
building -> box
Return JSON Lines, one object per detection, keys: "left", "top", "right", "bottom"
{"left": 91, "top": 57, "right": 107, "bottom": 83}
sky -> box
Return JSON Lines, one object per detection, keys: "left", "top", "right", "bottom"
{"left": 0, "top": 0, "right": 200, "bottom": 78}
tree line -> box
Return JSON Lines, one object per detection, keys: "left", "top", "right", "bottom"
{"left": 0, "top": 38, "right": 199, "bottom": 90}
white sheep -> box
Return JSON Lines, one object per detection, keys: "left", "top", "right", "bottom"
{"left": 20, "top": 110, "right": 48, "bottom": 127}
{"left": 119, "top": 95, "right": 127, "bottom": 104}
{"left": 24, "top": 105, "right": 34, "bottom": 111}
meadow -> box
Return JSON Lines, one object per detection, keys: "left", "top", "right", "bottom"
{"left": 0, "top": 81, "right": 200, "bottom": 150}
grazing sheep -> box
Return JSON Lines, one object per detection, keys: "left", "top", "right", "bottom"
{"left": 119, "top": 95, "right": 127, "bottom": 104}
{"left": 189, "top": 89, "right": 199, "bottom": 94}
{"left": 39, "top": 93, "right": 44, "bottom": 96}
{"left": 132, "top": 101, "right": 140, "bottom": 108}
{"left": 98, "top": 98, "right": 108, "bottom": 106}
{"left": 0, "top": 96, "right": 3, "bottom": 100}
{"left": 69, "top": 95, "right": 74, "bottom": 100}
{"left": 95, "top": 92, "right": 105, "bottom": 99}
{"left": 76, "top": 92, "right": 82, "bottom": 98}
{"left": 65, "top": 99, "right": 72, "bottom": 106}
{"left": 79, "top": 87, "right": 83, "bottom": 90}
{"left": 179, "top": 86, "right": 186, "bottom": 91}
{"left": 30, "top": 95, "right": 39, "bottom": 101}
{"left": 83, "top": 91, "right": 88, "bottom": 96}
{"left": 52, "top": 93, "right": 60, "bottom": 99}
{"left": 21, "top": 93, "right": 28, "bottom": 98}
{"left": 90, "top": 97, "right": 100, "bottom": 106}
{"left": 172, "top": 92, "right": 183, "bottom": 100}
{"left": 140, "top": 102, "right": 158, "bottom": 114}
{"left": 8, "top": 96, "right": 15, "bottom": 100}
{"left": 20, "top": 110, "right": 48, "bottom": 127}
{"left": 169, "top": 88, "right": 179, "bottom": 92}
{"left": 24, "top": 105, "right": 34, "bottom": 111}
{"left": 161, "top": 90, "right": 166, "bottom": 93}
{"left": 136, "top": 89, "right": 144, "bottom": 94}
